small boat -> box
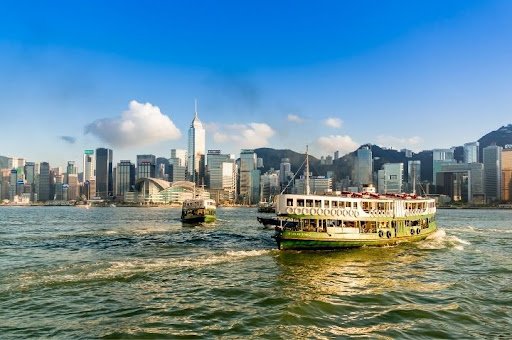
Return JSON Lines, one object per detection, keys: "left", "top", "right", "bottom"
{"left": 257, "top": 200, "right": 275, "bottom": 213}
{"left": 181, "top": 198, "right": 217, "bottom": 224}
{"left": 258, "top": 147, "right": 437, "bottom": 250}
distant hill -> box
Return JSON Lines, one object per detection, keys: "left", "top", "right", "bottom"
{"left": 478, "top": 124, "right": 512, "bottom": 161}
{"left": 0, "top": 156, "right": 8, "bottom": 169}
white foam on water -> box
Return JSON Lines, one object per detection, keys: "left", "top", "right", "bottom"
{"left": 419, "top": 228, "right": 471, "bottom": 250}
{"left": 13, "top": 249, "right": 273, "bottom": 290}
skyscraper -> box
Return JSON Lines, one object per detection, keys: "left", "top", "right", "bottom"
{"left": 463, "top": 142, "right": 479, "bottom": 164}
{"left": 432, "top": 148, "right": 456, "bottom": 186}
{"left": 96, "top": 148, "right": 113, "bottom": 198}
{"left": 483, "top": 145, "right": 502, "bottom": 202}
{"left": 501, "top": 147, "right": 512, "bottom": 202}
{"left": 187, "top": 103, "right": 205, "bottom": 184}
{"left": 239, "top": 149, "right": 257, "bottom": 204}
{"left": 83, "top": 150, "right": 95, "bottom": 182}
{"left": 136, "top": 154, "right": 156, "bottom": 179}
{"left": 38, "top": 162, "right": 51, "bottom": 201}
{"left": 116, "top": 160, "right": 136, "bottom": 196}
{"left": 355, "top": 146, "right": 373, "bottom": 186}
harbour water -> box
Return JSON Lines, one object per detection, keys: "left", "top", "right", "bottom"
{"left": 1, "top": 207, "right": 511, "bottom": 338}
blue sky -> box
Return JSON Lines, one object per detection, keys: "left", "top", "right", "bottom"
{"left": 1, "top": 0, "right": 511, "bottom": 169}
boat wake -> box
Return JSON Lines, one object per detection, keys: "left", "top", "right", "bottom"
{"left": 7, "top": 249, "right": 274, "bottom": 292}
{"left": 418, "top": 229, "right": 470, "bottom": 251}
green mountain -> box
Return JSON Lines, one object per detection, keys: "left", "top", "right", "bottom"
{"left": 478, "top": 124, "right": 512, "bottom": 160}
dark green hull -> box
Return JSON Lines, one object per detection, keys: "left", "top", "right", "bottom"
{"left": 275, "top": 222, "right": 437, "bottom": 250}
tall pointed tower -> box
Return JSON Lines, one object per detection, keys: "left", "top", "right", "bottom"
{"left": 187, "top": 100, "right": 206, "bottom": 184}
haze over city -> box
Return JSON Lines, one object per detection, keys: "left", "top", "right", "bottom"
{"left": 1, "top": 1, "right": 511, "bottom": 168}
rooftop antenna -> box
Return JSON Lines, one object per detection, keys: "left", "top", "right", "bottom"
{"left": 194, "top": 98, "right": 198, "bottom": 118}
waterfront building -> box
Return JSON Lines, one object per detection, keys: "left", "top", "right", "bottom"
{"left": 355, "top": 146, "right": 373, "bottom": 186}
{"left": 334, "top": 151, "right": 339, "bottom": 160}
{"left": 206, "top": 150, "right": 236, "bottom": 202}
{"left": 432, "top": 148, "right": 456, "bottom": 187}
{"left": 96, "top": 148, "right": 113, "bottom": 199}
{"left": 377, "top": 163, "right": 403, "bottom": 194}
{"left": 38, "top": 162, "right": 51, "bottom": 201}
{"left": 463, "top": 142, "right": 479, "bottom": 164}
{"left": 436, "top": 162, "right": 485, "bottom": 203}
{"left": 116, "top": 160, "right": 136, "bottom": 197}
{"left": 483, "top": 145, "right": 502, "bottom": 202}
{"left": 83, "top": 178, "right": 96, "bottom": 200}
{"left": 501, "top": 146, "right": 512, "bottom": 201}
{"left": 0, "top": 168, "right": 11, "bottom": 200}
{"left": 9, "top": 169, "right": 18, "bottom": 200}
{"left": 83, "top": 150, "right": 95, "bottom": 183}
{"left": 67, "top": 174, "right": 79, "bottom": 200}
{"left": 187, "top": 104, "right": 205, "bottom": 185}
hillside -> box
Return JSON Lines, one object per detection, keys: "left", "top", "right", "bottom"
{"left": 478, "top": 124, "right": 512, "bottom": 161}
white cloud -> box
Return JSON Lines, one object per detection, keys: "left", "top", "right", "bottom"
{"left": 324, "top": 117, "right": 343, "bottom": 128}
{"left": 375, "top": 135, "right": 423, "bottom": 151}
{"left": 287, "top": 114, "right": 304, "bottom": 123}
{"left": 211, "top": 122, "right": 275, "bottom": 148}
{"left": 85, "top": 100, "right": 181, "bottom": 148}
{"left": 316, "top": 135, "right": 358, "bottom": 155}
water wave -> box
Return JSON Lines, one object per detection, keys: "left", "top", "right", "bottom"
{"left": 7, "top": 249, "right": 273, "bottom": 291}
{"left": 418, "top": 229, "right": 470, "bottom": 250}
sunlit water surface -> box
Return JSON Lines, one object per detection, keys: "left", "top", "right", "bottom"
{"left": 1, "top": 207, "right": 511, "bottom": 338}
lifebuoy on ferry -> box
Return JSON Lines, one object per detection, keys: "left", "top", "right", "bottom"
{"left": 378, "top": 230, "right": 384, "bottom": 238}
{"left": 386, "top": 231, "right": 391, "bottom": 238}
{"left": 287, "top": 207, "right": 294, "bottom": 214}
{"left": 354, "top": 210, "right": 360, "bottom": 218}
{"left": 303, "top": 208, "right": 310, "bottom": 215}
{"left": 311, "top": 208, "right": 317, "bottom": 215}
{"left": 339, "top": 210, "right": 344, "bottom": 217}
{"left": 416, "top": 228, "right": 421, "bottom": 234}
{"left": 318, "top": 208, "right": 324, "bottom": 215}
{"left": 294, "top": 207, "right": 302, "bottom": 214}
{"left": 325, "top": 209, "right": 331, "bottom": 215}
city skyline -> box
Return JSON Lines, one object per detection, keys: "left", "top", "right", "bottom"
{"left": 1, "top": 1, "right": 512, "bottom": 167}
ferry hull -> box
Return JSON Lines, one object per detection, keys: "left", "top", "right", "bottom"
{"left": 181, "top": 214, "right": 216, "bottom": 224}
{"left": 275, "top": 222, "right": 437, "bottom": 250}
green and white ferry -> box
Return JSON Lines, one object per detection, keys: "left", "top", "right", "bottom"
{"left": 270, "top": 190, "right": 437, "bottom": 250}
{"left": 181, "top": 198, "right": 217, "bottom": 224}
{"left": 259, "top": 148, "right": 437, "bottom": 250}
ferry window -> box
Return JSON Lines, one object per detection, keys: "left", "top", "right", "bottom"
{"left": 339, "top": 201, "right": 345, "bottom": 208}
{"left": 287, "top": 199, "right": 293, "bottom": 206}
{"left": 315, "top": 200, "right": 321, "bottom": 207}
{"left": 297, "top": 199, "right": 304, "bottom": 207}
{"left": 325, "top": 200, "right": 331, "bottom": 208}
{"left": 346, "top": 201, "right": 352, "bottom": 208}
{"left": 353, "top": 202, "right": 358, "bottom": 208}
{"left": 332, "top": 201, "right": 338, "bottom": 208}
{"left": 306, "top": 199, "right": 313, "bottom": 207}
